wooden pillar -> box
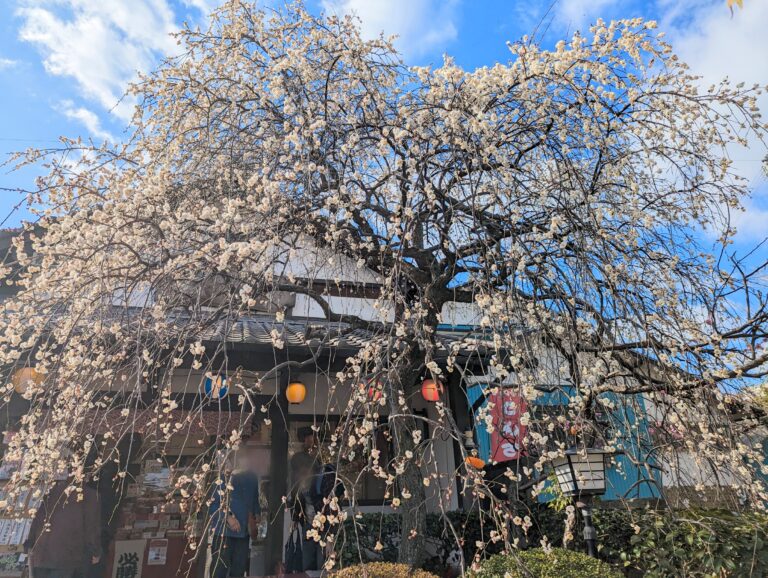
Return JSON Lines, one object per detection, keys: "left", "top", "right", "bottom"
{"left": 447, "top": 370, "right": 470, "bottom": 510}
{"left": 265, "top": 370, "right": 290, "bottom": 574}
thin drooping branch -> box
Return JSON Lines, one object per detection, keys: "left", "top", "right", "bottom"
{"left": 1, "top": 2, "right": 767, "bottom": 572}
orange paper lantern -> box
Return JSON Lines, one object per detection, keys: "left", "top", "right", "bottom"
{"left": 421, "top": 378, "right": 443, "bottom": 402}
{"left": 286, "top": 381, "right": 307, "bottom": 404}
{"left": 465, "top": 456, "right": 486, "bottom": 470}
{"left": 11, "top": 367, "right": 43, "bottom": 394}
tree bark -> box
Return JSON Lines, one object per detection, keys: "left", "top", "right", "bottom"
{"left": 387, "top": 342, "right": 427, "bottom": 567}
{"left": 394, "top": 407, "right": 427, "bottom": 566}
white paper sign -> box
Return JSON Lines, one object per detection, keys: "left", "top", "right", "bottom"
{"left": 147, "top": 538, "right": 168, "bottom": 566}
{"left": 111, "top": 540, "right": 146, "bottom": 578}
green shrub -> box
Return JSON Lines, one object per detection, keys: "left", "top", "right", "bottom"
{"left": 334, "top": 507, "right": 635, "bottom": 571}
{"left": 335, "top": 511, "right": 403, "bottom": 567}
{"left": 334, "top": 510, "right": 510, "bottom": 571}
{"left": 523, "top": 504, "right": 635, "bottom": 562}
{"left": 470, "top": 548, "right": 622, "bottom": 578}
{"left": 334, "top": 507, "right": 768, "bottom": 576}
{"left": 333, "top": 562, "right": 438, "bottom": 578}
{"left": 623, "top": 510, "right": 768, "bottom": 577}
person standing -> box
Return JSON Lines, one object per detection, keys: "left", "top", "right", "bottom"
{"left": 289, "top": 427, "right": 318, "bottom": 488}
{"left": 27, "top": 479, "right": 102, "bottom": 578}
{"left": 209, "top": 456, "right": 260, "bottom": 578}
{"left": 289, "top": 427, "right": 320, "bottom": 572}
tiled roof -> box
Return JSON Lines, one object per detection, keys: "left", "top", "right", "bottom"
{"left": 196, "top": 314, "right": 524, "bottom": 356}
{"left": 84, "top": 408, "right": 253, "bottom": 436}
{"left": 42, "top": 308, "right": 524, "bottom": 357}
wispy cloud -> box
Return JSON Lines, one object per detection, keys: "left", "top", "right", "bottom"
{"left": 58, "top": 100, "right": 114, "bottom": 142}
{"left": 179, "top": 0, "right": 220, "bottom": 16}
{"left": 0, "top": 57, "right": 18, "bottom": 70}
{"left": 554, "top": 0, "right": 615, "bottom": 33}
{"left": 320, "top": 0, "right": 460, "bottom": 58}
{"left": 16, "top": 0, "right": 181, "bottom": 120}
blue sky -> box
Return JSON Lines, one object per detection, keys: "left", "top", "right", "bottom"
{"left": 1, "top": 0, "right": 766, "bottom": 253}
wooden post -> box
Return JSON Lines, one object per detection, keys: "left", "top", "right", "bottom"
{"left": 265, "top": 370, "right": 290, "bottom": 574}
{"left": 447, "top": 370, "right": 471, "bottom": 510}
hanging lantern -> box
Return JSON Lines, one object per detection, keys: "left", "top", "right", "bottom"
{"left": 421, "top": 378, "right": 443, "bottom": 402}
{"left": 360, "top": 379, "right": 383, "bottom": 402}
{"left": 465, "top": 456, "right": 486, "bottom": 470}
{"left": 11, "top": 367, "right": 43, "bottom": 394}
{"left": 286, "top": 381, "right": 307, "bottom": 404}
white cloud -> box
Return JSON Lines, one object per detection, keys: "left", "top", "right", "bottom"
{"left": 16, "top": 0, "right": 181, "bottom": 120}
{"left": 0, "top": 57, "right": 18, "bottom": 70}
{"left": 180, "top": 0, "right": 220, "bottom": 16}
{"left": 58, "top": 100, "right": 114, "bottom": 142}
{"left": 554, "top": 0, "right": 616, "bottom": 33}
{"left": 659, "top": 0, "right": 768, "bottom": 241}
{"left": 321, "top": 0, "right": 460, "bottom": 58}
{"left": 729, "top": 194, "right": 768, "bottom": 241}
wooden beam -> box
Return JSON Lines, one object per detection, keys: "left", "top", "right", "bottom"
{"left": 264, "top": 370, "right": 290, "bottom": 573}
{"left": 447, "top": 371, "right": 470, "bottom": 511}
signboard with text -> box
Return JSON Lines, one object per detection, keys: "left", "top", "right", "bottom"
{"left": 112, "top": 540, "right": 146, "bottom": 578}
{"left": 147, "top": 539, "right": 168, "bottom": 566}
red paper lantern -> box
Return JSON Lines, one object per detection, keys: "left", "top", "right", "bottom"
{"left": 421, "top": 378, "right": 443, "bottom": 402}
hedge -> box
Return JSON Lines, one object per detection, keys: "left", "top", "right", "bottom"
{"left": 622, "top": 509, "right": 768, "bottom": 577}
{"left": 469, "top": 548, "right": 622, "bottom": 578}
{"left": 333, "top": 505, "right": 634, "bottom": 571}
{"left": 334, "top": 506, "right": 768, "bottom": 576}
{"left": 333, "top": 562, "right": 438, "bottom": 578}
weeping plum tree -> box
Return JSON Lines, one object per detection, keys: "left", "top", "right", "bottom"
{"left": 2, "top": 0, "right": 768, "bottom": 569}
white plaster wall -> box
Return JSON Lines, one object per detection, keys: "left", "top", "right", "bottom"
{"left": 292, "top": 293, "right": 394, "bottom": 323}
{"left": 659, "top": 450, "right": 738, "bottom": 488}
{"left": 271, "top": 241, "right": 382, "bottom": 285}
{"left": 291, "top": 292, "right": 481, "bottom": 326}
{"left": 111, "top": 282, "right": 154, "bottom": 308}
{"left": 440, "top": 301, "right": 482, "bottom": 326}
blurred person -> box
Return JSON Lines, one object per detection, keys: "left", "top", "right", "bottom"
{"left": 288, "top": 427, "right": 320, "bottom": 571}
{"left": 209, "top": 452, "right": 261, "bottom": 578}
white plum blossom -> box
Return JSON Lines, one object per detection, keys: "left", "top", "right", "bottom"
{"left": 1, "top": 0, "right": 767, "bottom": 568}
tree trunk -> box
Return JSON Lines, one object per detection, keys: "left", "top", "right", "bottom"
{"left": 388, "top": 343, "right": 428, "bottom": 567}
{"left": 393, "top": 405, "right": 427, "bottom": 566}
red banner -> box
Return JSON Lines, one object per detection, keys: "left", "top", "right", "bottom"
{"left": 489, "top": 390, "right": 527, "bottom": 462}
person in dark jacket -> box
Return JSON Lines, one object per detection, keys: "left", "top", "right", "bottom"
{"left": 289, "top": 427, "right": 320, "bottom": 571}
{"left": 209, "top": 457, "right": 260, "bottom": 578}
{"left": 27, "top": 480, "right": 102, "bottom": 578}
